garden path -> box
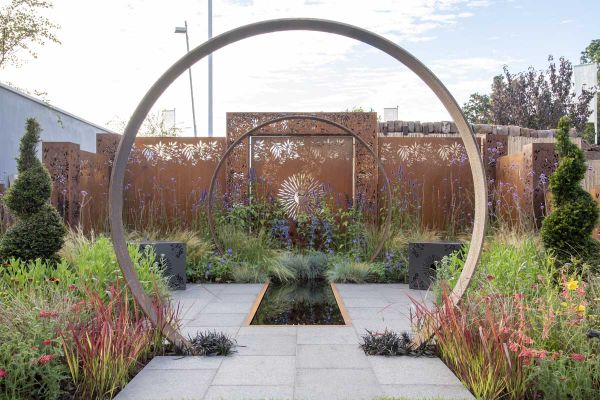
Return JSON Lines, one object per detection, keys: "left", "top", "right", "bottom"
{"left": 115, "top": 283, "right": 473, "bottom": 400}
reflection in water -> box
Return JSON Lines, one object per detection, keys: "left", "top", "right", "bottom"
{"left": 251, "top": 281, "right": 344, "bottom": 325}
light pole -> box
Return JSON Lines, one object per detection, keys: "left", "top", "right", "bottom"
{"left": 208, "top": 0, "right": 213, "bottom": 137}
{"left": 175, "top": 21, "right": 198, "bottom": 137}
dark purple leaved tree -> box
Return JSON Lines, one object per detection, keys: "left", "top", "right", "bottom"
{"left": 464, "top": 56, "right": 596, "bottom": 133}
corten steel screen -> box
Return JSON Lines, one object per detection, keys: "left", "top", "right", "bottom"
{"left": 249, "top": 136, "right": 354, "bottom": 213}
{"left": 378, "top": 137, "right": 475, "bottom": 230}
{"left": 122, "top": 137, "right": 226, "bottom": 230}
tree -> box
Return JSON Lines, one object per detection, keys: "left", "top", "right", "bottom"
{"left": 462, "top": 93, "right": 492, "bottom": 124}
{"left": 540, "top": 117, "right": 599, "bottom": 265}
{"left": 0, "top": 0, "right": 60, "bottom": 69}
{"left": 468, "top": 56, "right": 596, "bottom": 133}
{"left": 0, "top": 118, "right": 66, "bottom": 261}
{"left": 580, "top": 39, "right": 600, "bottom": 144}
{"left": 580, "top": 39, "right": 600, "bottom": 64}
{"left": 107, "top": 111, "right": 183, "bottom": 137}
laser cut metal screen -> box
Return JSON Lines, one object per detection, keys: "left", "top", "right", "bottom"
{"left": 249, "top": 136, "right": 354, "bottom": 218}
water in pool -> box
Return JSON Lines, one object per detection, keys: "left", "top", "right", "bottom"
{"left": 250, "top": 281, "right": 345, "bottom": 325}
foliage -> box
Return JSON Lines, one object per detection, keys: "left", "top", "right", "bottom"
{"left": 185, "top": 330, "right": 237, "bottom": 356}
{"left": 541, "top": 117, "right": 600, "bottom": 265}
{"left": 415, "top": 287, "right": 529, "bottom": 400}
{"left": 60, "top": 284, "right": 171, "bottom": 399}
{"left": 128, "top": 229, "right": 214, "bottom": 283}
{"left": 583, "top": 122, "right": 597, "bottom": 144}
{"left": 487, "top": 56, "right": 596, "bottom": 132}
{"left": 429, "top": 229, "right": 600, "bottom": 399}
{"left": 0, "top": 0, "right": 60, "bottom": 69}
{"left": 279, "top": 251, "right": 328, "bottom": 281}
{"left": 326, "top": 259, "right": 372, "bottom": 283}
{"left": 107, "top": 110, "right": 183, "bottom": 137}
{"left": 462, "top": 92, "right": 492, "bottom": 124}
{"left": 360, "top": 329, "right": 436, "bottom": 357}
{"left": 58, "top": 233, "right": 169, "bottom": 298}
{"left": 434, "top": 234, "right": 550, "bottom": 300}
{"left": 218, "top": 224, "right": 275, "bottom": 266}
{"left": 0, "top": 119, "right": 66, "bottom": 261}
{"left": 580, "top": 39, "right": 600, "bottom": 64}
{"left": 0, "top": 287, "right": 75, "bottom": 400}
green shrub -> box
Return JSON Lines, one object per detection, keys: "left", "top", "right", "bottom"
{"left": 434, "top": 233, "right": 554, "bottom": 300}
{"left": 0, "top": 287, "right": 77, "bottom": 400}
{"left": 0, "top": 119, "right": 66, "bottom": 262}
{"left": 541, "top": 117, "right": 600, "bottom": 264}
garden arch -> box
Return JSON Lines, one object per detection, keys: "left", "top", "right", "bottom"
{"left": 206, "top": 114, "right": 394, "bottom": 263}
{"left": 109, "top": 18, "right": 488, "bottom": 350}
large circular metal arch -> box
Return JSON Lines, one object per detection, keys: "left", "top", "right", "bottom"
{"left": 109, "top": 18, "right": 488, "bottom": 350}
{"left": 206, "top": 115, "right": 393, "bottom": 264}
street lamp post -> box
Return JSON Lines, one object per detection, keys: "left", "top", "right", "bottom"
{"left": 208, "top": 0, "right": 213, "bottom": 137}
{"left": 175, "top": 21, "right": 198, "bottom": 137}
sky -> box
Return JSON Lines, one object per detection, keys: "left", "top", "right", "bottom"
{"left": 1, "top": 0, "right": 599, "bottom": 136}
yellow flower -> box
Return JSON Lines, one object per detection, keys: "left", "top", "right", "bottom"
{"left": 577, "top": 304, "right": 586, "bottom": 313}
{"left": 566, "top": 279, "right": 579, "bottom": 291}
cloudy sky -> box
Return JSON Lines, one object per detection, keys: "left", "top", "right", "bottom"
{"left": 2, "top": 0, "right": 598, "bottom": 136}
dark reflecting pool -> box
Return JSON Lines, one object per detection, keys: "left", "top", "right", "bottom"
{"left": 250, "top": 281, "right": 345, "bottom": 325}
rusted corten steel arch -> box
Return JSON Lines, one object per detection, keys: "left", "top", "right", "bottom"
{"left": 109, "top": 18, "right": 488, "bottom": 350}
{"left": 206, "top": 114, "right": 394, "bottom": 263}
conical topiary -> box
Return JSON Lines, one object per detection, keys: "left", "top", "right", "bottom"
{"left": 0, "top": 118, "right": 66, "bottom": 261}
{"left": 541, "top": 116, "right": 600, "bottom": 265}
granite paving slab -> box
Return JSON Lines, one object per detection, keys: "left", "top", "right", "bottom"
{"left": 115, "top": 283, "right": 474, "bottom": 400}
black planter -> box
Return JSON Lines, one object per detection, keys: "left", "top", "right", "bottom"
{"left": 408, "top": 242, "right": 462, "bottom": 290}
{"left": 138, "top": 241, "right": 187, "bottom": 290}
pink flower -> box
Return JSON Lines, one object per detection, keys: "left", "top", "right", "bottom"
{"left": 571, "top": 353, "right": 586, "bottom": 362}
{"left": 37, "top": 354, "right": 53, "bottom": 365}
{"left": 0, "top": 369, "right": 6, "bottom": 378}
{"left": 514, "top": 293, "right": 524, "bottom": 301}
{"left": 38, "top": 310, "right": 58, "bottom": 318}
{"left": 41, "top": 339, "right": 52, "bottom": 346}
{"left": 68, "top": 284, "right": 77, "bottom": 291}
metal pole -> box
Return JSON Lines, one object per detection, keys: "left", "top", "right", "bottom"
{"left": 185, "top": 21, "right": 198, "bottom": 137}
{"left": 208, "top": 0, "right": 213, "bottom": 137}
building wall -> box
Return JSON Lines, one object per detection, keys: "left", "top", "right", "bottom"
{"left": 0, "top": 82, "right": 112, "bottom": 186}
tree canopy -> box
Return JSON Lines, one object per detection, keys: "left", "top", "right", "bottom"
{"left": 463, "top": 56, "right": 596, "bottom": 133}
{"left": 0, "top": 0, "right": 60, "bottom": 69}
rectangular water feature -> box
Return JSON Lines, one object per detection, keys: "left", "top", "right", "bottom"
{"left": 250, "top": 281, "right": 347, "bottom": 325}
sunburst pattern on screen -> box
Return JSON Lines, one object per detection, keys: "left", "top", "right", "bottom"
{"left": 277, "top": 173, "right": 324, "bottom": 219}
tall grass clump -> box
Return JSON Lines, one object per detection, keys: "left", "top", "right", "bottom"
{"left": 279, "top": 252, "right": 328, "bottom": 281}
{"left": 414, "top": 287, "right": 528, "bottom": 400}
{"left": 217, "top": 224, "right": 274, "bottom": 265}
{"left": 327, "top": 259, "right": 371, "bottom": 283}
{"left": 61, "top": 284, "right": 174, "bottom": 399}
{"left": 59, "top": 232, "right": 169, "bottom": 298}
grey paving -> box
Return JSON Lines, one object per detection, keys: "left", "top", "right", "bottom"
{"left": 115, "top": 283, "right": 473, "bottom": 400}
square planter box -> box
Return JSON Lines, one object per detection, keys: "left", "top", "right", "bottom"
{"left": 408, "top": 242, "right": 462, "bottom": 290}
{"left": 138, "top": 241, "right": 187, "bottom": 290}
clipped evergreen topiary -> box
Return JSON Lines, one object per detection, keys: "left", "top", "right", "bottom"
{"left": 541, "top": 117, "right": 600, "bottom": 264}
{"left": 0, "top": 119, "right": 66, "bottom": 261}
